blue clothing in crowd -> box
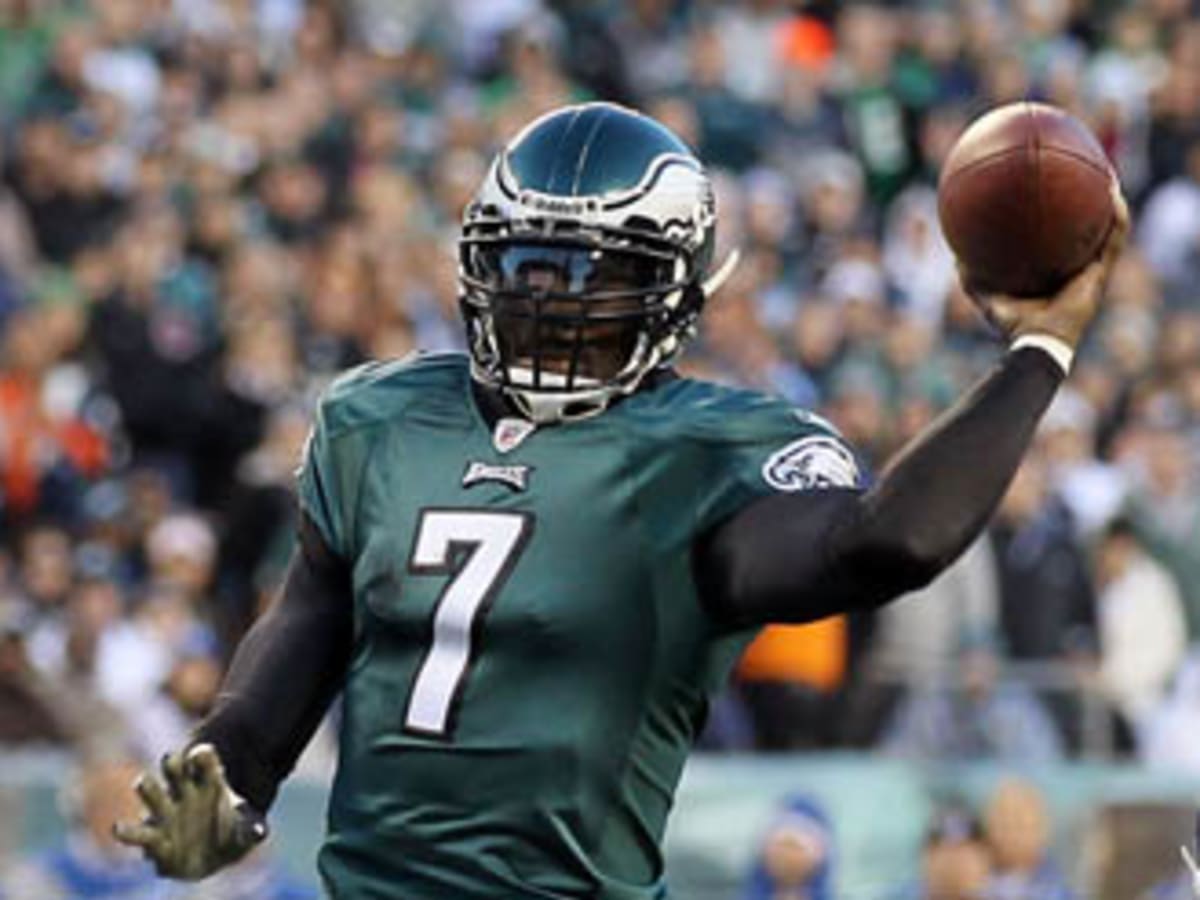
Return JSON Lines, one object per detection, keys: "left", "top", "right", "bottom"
{"left": 742, "top": 794, "right": 835, "bottom": 900}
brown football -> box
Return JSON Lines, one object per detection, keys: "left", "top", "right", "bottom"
{"left": 938, "top": 102, "right": 1116, "bottom": 298}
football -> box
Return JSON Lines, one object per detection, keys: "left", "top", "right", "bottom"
{"left": 937, "top": 102, "right": 1116, "bottom": 298}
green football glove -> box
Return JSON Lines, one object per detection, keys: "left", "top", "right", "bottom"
{"left": 113, "top": 743, "right": 267, "bottom": 880}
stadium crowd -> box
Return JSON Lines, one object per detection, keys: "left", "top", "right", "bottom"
{"left": 1, "top": 0, "right": 1200, "bottom": 895}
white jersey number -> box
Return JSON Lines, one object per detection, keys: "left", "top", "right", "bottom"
{"left": 403, "top": 509, "right": 532, "bottom": 737}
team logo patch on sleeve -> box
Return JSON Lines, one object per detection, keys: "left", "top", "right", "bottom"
{"left": 762, "top": 436, "right": 860, "bottom": 492}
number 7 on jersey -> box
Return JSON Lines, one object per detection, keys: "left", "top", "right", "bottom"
{"left": 403, "top": 509, "right": 533, "bottom": 737}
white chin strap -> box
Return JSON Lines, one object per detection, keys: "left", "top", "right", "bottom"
{"left": 504, "top": 367, "right": 615, "bottom": 424}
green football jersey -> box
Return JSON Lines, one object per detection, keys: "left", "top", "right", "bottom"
{"left": 296, "top": 353, "right": 857, "bottom": 899}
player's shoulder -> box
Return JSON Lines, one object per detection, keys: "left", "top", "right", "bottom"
{"left": 625, "top": 374, "right": 842, "bottom": 445}
{"left": 620, "top": 374, "right": 862, "bottom": 492}
{"left": 317, "top": 351, "right": 469, "bottom": 436}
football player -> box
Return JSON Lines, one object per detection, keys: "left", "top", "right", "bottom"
{"left": 116, "top": 103, "right": 1128, "bottom": 898}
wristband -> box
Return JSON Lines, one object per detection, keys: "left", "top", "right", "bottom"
{"left": 1011, "top": 333, "right": 1074, "bottom": 376}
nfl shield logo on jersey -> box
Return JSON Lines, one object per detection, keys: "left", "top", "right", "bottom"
{"left": 493, "top": 418, "right": 536, "bottom": 454}
{"left": 762, "top": 436, "right": 860, "bottom": 492}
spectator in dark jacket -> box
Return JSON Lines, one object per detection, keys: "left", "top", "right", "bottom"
{"left": 990, "top": 456, "right": 1097, "bottom": 751}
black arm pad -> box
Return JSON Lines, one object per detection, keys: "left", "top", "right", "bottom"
{"left": 193, "top": 515, "right": 354, "bottom": 813}
{"left": 697, "top": 347, "right": 1064, "bottom": 627}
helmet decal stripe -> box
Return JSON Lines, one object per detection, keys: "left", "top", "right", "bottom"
{"left": 545, "top": 105, "right": 585, "bottom": 199}
{"left": 600, "top": 154, "right": 705, "bottom": 210}
{"left": 496, "top": 158, "right": 519, "bottom": 200}
{"left": 572, "top": 105, "right": 610, "bottom": 197}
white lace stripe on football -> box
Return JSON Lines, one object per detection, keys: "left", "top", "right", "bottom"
{"left": 762, "top": 436, "right": 861, "bottom": 492}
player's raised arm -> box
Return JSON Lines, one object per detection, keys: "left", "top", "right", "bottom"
{"left": 115, "top": 514, "right": 354, "bottom": 879}
{"left": 695, "top": 189, "right": 1128, "bottom": 629}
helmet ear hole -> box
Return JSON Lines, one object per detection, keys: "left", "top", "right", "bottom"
{"left": 622, "top": 214, "right": 661, "bottom": 237}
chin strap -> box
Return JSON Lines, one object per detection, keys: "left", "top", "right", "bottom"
{"left": 508, "top": 388, "right": 609, "bottom": 424}
{"left": 504, "top": 367, "right": 612, "bottom": 424}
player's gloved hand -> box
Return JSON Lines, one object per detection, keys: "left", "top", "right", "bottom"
{"left": 113, "top": 743, "right": 267, "bottom": 880}
{"left": 961, "top": 179, "right": 1130, "bottom": 351}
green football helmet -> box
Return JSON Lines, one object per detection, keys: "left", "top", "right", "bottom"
{"left": 459, "top": 102, "right": 733, "bottom": 423}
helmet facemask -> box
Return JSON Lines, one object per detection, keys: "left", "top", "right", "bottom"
{"left": 460, "top": 219, "right": 704, "bottom": 423}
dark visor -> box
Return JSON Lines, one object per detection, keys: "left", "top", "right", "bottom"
{"left": 465, "top": 243, "right": 677, "bottom": 298}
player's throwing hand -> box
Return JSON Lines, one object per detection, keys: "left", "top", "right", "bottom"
{"left": 113, "top": 743, "right": 267, "bottom": 880}
{"left": 962, "top": 180, "right": 1129, "bottom": 353}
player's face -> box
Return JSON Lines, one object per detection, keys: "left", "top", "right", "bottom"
{"left": 467, "top": 243, "right": 673, "bottom": 381}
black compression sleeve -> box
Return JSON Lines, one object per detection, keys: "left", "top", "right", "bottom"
{"left": 192, "top": 515, "right": 353, "bottom": 813}
{"left": 697, "top": 347, "right": 1064, "bottom": 627}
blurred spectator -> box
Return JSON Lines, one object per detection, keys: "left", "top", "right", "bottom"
{"left": 131, "top": 628, "right": 221, "bottom": 761}
{"left": 680, "top": 23, "right": 766, "bottom": 172}
{"left": 992, "top": 458, "right": 1096, "bottom": 662}
{"left": 1141, "top": 651, "right": 1200, "bottom": 775}
{"left": 5, "top": 113, "right": 123, "bottom": 263}
{"left": 1125, "top": 427, "right": 1200, "bottom": 640}
{"left": 144, "top": 513, "right": 217, "bottom": 604}
{"left": 712, "top": 0, "right": 790, "bottom": 106}
{"left": 1091, "top": 519, "right": 1187, "bottom": 746}
{"left": 741, "top": 794, "right": 834, "bottom": 900}
{"left": 0, "top": 303, "right": 109, "bottom": 527}
{"left": 847, "top": 537, "right": 998, "bottom": 745}
{"left": 793, "top": 153, "right": 871, "bottom": 292}
{"left": 14, "top": 522, "right": 75, "bottom": 614}
{"left": 27, "top": 573, "right": 170, "bottom": 731}
{"left": 885, "top": 805, "right": 990, "bottom": 900}
{"left": 611, "top": 0, "right": 690, "bottom": 100}
{"left": 868, "top": 535, "right": 998, "bottom": 681}
{"left": 0, "top": 139, "right": 37, "bottom": 288}
{"left": 0, "top": 597, "right": 69, "bottom": 745}
{"left": 881, "top": 631, "right": 1065, "bottom": 764}
{"left": 703, "top": 283, "right": 820, "bottom": 410}
{"left": 882, "top": 186, "right": 956, "bottom": 327}
{"left": 989, "top": 457, "right": 1097, "bottom": 751}
{"left": 764, "top": 23, "right": 841, "bottom": 179}
{"left": 1037, "top": 387, "right": 1128, "bottom": 540}
{"left": 1137, "top": 139, "right": 1200, "bottom": 301}
{"left": 1085, "top": 7, "right": 1166, "bottom": 196}
{"left": 982, "top": 778, "right": 1077, "bottom": 900}
{"left": 834, "top": 5, "right": 914, "bottom": 205}
{"left": 0, "top": 755, "right": 167, "bottom": 898}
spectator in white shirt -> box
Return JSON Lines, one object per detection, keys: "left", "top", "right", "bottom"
{"left": 1093, "top": 519, "right": 1187, "bottom": 741}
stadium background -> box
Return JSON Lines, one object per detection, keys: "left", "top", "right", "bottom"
{"left": 1, "top": 0, "right": 1200, "bottom": 896}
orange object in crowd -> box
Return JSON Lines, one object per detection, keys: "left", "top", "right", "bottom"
{"left": 776, "top": 16, "right": 836, "bottom": 72}
{"left": 0, "top": 374, "right": 108, "bottom": 514}
{"left": 737, "top": 616, "right": 847, "bottom": 691}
